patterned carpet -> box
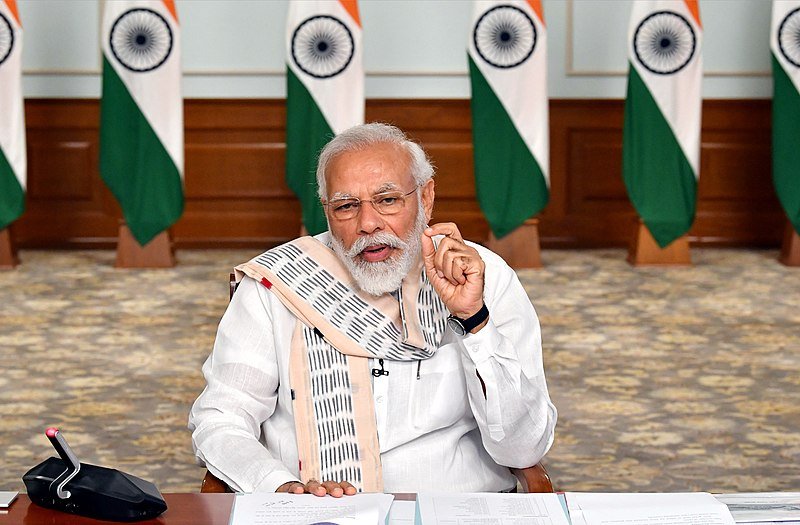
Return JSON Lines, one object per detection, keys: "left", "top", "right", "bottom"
{"left": 0, "top": 248, "right": 798, "bottom": 495}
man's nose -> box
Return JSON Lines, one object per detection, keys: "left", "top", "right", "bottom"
{"left": 357, "top": 202, "right": 384, "bottom": 235}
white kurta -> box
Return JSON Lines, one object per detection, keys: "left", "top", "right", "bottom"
{"left": 188, "top": 234, "right": 557, "bottom": 493}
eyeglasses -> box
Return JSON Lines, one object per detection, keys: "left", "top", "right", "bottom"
{"left": 324, "top": 187, "right": 419, "bottom": 220}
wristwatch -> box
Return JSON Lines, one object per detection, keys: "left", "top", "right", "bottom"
{"left": 447, "top": 304, "right": 489, "bottom": 336}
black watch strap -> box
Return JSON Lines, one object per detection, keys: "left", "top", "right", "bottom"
{"left": 449, "top": 303, "right": 489, "bottom": 334}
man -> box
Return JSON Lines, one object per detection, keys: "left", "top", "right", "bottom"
{"left": 188, "top": 123, "right": 556, "bottom": 495}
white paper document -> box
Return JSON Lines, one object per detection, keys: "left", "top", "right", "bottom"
{"left": 0, "top": 492, "right": 18, "bottom": 508}
{"left": 416, "top": 492, "right": 571, "bottom": 525}
{"left": 229, "top": 493, "right": 395, "bottom": 525}
{"left": 388, "top": 500, "right": 417, "bottom": 525}
{"left": 714, "top": 493, "right": 800, "bottom": 523}
{"left": 565, "top": 492, "right": 736, "bottom": 525}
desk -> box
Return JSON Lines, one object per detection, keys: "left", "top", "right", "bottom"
{"left": 3, "top": 494, "right": 235, "bottom": 525}
{"left": 3, "top": 493, "right": 417, "bottom": 524}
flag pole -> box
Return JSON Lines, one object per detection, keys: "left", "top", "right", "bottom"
{"left": 0, "top": 228, "right": 19, "bottom": 269}
{"left": 779, "top": 219, "right": 800, "bottom": 267}
{"left": 627, "top": 218, "right": 691, "bottom": 267}
{"left": 115, "top": 221, "right": 175, "bottom": 268}
{"left": 486, "top": 218, "right": 543, "bottom": 269}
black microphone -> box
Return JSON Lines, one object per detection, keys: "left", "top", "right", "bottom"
{"left": 45, "top": 427, "right": 80, "bottom": 499}
{"left": 371, "top": 358, "right": 389, "bottom": 377}
{"left": 23, "top": 427, "right": 167, "bottom": 522}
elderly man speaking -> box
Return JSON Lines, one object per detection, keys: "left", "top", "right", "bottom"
{"left": 188, "top": 123, "right": 556, "bottom": 496}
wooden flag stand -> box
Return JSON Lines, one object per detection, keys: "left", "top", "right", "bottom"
{"left": 115, "top": 222, "right": 176, "bottom": 268}
{"left": 779, "top": 219, "right": 800, "bottom": 267}
{"left": 627, "top": 218, "right": 691, "bottom": 267}
{"left": 0, "top": 228, "right": 19, "bottom": 270}
{"left": 487, "top": 218, "right": 543, "bottom": 269}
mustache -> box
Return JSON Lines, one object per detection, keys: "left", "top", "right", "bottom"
{"left": 346, "top": 231, "right": 409, "bottom": 258}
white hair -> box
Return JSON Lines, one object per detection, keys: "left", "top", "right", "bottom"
{"left": 316, "top": 122, "right": 435, "bottom": 200}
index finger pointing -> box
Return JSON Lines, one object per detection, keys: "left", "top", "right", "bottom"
{"left": 425, "top": 222, "right": 463, "bottom": 242}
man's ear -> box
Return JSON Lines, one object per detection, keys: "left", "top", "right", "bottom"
{"left": 421, "top": 179, "right": 435, "bottom": 221}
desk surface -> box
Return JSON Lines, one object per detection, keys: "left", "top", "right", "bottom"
{"left": 3, "top": 494, "right": 236, "bottom": 525}
{"left": 3, "top": 493, "right": 418, "bottom": 524}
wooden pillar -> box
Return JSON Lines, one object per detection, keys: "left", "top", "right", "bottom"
{"left": 627, "top": 219, "right": 691, "bottom": 267}
{"left": 779, "top": 220, "right": 800, "bottom": 267}
{"left": 115, "top": 223, "right": 176, "bottom": 268}
{"left": 486, "top": 218, "right": 543, "bottom": 269}
{"left": 0, "top": 228, "right": 19, "bottom": 270}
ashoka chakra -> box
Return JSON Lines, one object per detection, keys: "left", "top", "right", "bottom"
{"left": 291, "top": 15, "right": 355, "bottom": 79}
{"left": 473, "top": 4, "right": 536, "bottom": 69}
{"left": 778, "top": 7, "right": 800, "bottom": 68}
{"left": 0, "top": 13, "right": 13, "bottom": 67}
{"left": 633, "top": 11, "right": 696, "bottom": 75}
{"left": 110, "top": 8, "right": 173, "bottom": 72}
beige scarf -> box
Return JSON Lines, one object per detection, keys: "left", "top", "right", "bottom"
{"left": 235, "top": 236, "right": 448, "bottom": 492}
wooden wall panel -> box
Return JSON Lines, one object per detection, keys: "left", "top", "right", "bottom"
{"left": 694, "top": 101, "right": 781, "bottom": 246}
{"left": 19, "top": 100, "right": 118, "bottom": 246}
{"left": 543, "top": 101, "right": 633, "bottom": 247}
{"left": 27, "top": 140, "right": 93, "bottom": 200}
{"left": 11, "top": 98, "right": 783, "bottom": 249}
{"left": 175, "top": 100, "right": 300, "bottom": 247}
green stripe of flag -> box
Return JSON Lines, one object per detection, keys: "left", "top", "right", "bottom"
{"left": 469, "top": 56, "right": 548, "bottom": 240}
{"left": 286, "top": 68, "right": 334, "bottom": 236}
{"left": 772, "top": 54, "right": 800, "bottom": 235}
{"left": 99, "top": 57, "right": 183, "bottom": 246}
{"left": 0, "top": 148, "right": 25, "bottom": 230}
{"left": 623, "top": 65, "right": 697, "bottom": 248}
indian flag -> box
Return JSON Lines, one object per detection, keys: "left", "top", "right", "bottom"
{"left": 468, "top": 0, "right": 549, "bottom": 240}
{"left": 100, "top": 0, "right": 183, "bottom": 246}
{"left": 622, "top": 1, "right": 702, "bottom": 248}
{"left": 772, "top": 0, "right": 800, "bottom": 235}
{"left": 286, "top": 0, "right": 363, "bottom": 235}
{"left": 0, "top": 0, "right": 25, "bottom": 231}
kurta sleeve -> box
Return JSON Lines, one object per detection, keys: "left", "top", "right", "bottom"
{"left": 188, "top": 277, "right": 300, "bottom": 492}
{"left": 457, "top": 244, "right": 557, "bottom": 469}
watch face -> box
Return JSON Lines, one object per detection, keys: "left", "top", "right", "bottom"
{"left": 447, "top": 316, "right": 467, "bottom": 336}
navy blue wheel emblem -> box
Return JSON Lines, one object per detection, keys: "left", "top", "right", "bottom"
{"left": 291, "top": 15, "right": 354, "bottom": 79}
{"left": 473, "top": 4, "right": 536, "bottom": 69}
{"left": 778, "top": 7, "right": 800, "bottom": 68}
{"left": 0, "top": 12, "right": 13, "bottom": 67}
{"left": 633, "top": 11, "right": 696, "bottom": 75}
{"left": 110, "top": 8, "right": 173, "bottom": 72}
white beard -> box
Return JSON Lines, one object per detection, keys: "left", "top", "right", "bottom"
{"left": 330, "top": 207, "right": 427, "bottom": 296}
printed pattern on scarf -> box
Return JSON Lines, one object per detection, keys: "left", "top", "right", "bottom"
{"left": 304, "top": 326, "right": 363, "bottom": 488}
{"left": 255, "top": 242, "right": 444, "bottom": 360}
{"left": 414, "top": 273, "right": 449, "bottom": 347}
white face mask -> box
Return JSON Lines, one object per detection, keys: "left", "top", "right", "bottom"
{"left": 330, "top": 199, "right": 428, "bottom": 296}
